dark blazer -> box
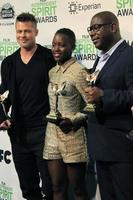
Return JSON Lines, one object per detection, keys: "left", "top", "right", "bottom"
{"left": 0, "top": 44, "right": 55, "bottom": 141}
{"left": 87, "top": 41, "right": 133, "bottom": 161}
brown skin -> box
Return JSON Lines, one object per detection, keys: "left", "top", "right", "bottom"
{"left": 89, "top": 11, "right": 121, "bottom": 52}
{"left": 52, "top": 33, "right": 72, "bottom": 65}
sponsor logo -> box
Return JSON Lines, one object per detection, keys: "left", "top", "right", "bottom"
{"left": 0, "top": 149, "right": 12, "bottom": 164}
{"left": 0, "top": 182, "right": 13, "bottom": 200}
{"left": 0, "top": 3, "right": 15, "bottom": 19}
{"left": 31, "top": 0, "right": 57, "bottom": 23}
{"left": 0, "top": 3, "right": 15, "bottom": 26}
{"left": 68, "top": 1, "right": 101, "bottom": 14}
{"left": 116, "top": 0, "right": 133, "bottom": 16}
{"left": 0, "top": 39, "right": 19, "bottom": 61}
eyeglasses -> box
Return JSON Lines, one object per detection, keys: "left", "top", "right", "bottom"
{"left": 87, "top": 23, "right": 112, "bottom": 33}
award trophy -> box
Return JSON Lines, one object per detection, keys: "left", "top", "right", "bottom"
{"left": 0, "top": 90, "right": 9, "bottom": 123}
{"left": 84, "top": 70, "right": 99, "bottom": 112}
{"left": 46, "top": 83, "right": 62, "bottom": 124}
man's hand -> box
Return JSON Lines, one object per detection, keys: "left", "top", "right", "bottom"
{"left": 131, "top": 106, "right": 133, "bottom": 116}
{"left": 84, "top": 86, "right": 103, "bottom": 103}
{"left": 0, "top": 119, "right": 11, "bottom": 130}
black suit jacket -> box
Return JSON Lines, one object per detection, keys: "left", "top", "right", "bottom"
{"left": 87, "top": 41, "right": 133, "bottom": 161}
{"left": 0, "top": 44, "right": 55, "bottom": 142}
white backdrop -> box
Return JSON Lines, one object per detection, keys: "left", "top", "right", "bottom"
{"left": 0, "top": 0, "right": 133, "bottom": 199}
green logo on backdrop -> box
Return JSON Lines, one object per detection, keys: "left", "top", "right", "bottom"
{"left": 0, "top": 39, "right": 19, "bottom": 61}
{"left": 74, "top": 36, "right": 98, "bottom": 61}
{"left": 0, "top": 182, "right": 13, "bottom": 200}
{"left": 116, "top": 0, "right": 133, "bottom": 16}
{"left": 31, "top": 0, "right": 57, "bottom": 23}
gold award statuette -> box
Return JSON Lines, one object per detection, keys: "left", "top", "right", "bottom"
{"left": 84, "top": 70, "right": 99, "bottom": 112}
{"left": 46, "top": 83, "right": 62, "bottom": 124}
{"left": 0, "top": 90, "right": 9, "bottom": 123}
{"left": 46, "top": 111, "right": 62, "bottom": 124}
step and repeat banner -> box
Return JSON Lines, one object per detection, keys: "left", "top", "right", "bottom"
{"left": 0, "top": 0, "right": 133, "bottom": 199}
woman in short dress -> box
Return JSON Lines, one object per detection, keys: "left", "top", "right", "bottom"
{"left": 43, "top": 28, "right": 88, "bottom": 200}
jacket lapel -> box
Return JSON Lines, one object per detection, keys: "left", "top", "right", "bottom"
{"left": 95, "top": 41, "right": 128, "bottom": 83}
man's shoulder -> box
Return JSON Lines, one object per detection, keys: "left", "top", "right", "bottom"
{"left": 2, "top": 48, "right": 20, "bottom": 65}
{"left": 37, "top": 44, "right": 52, "bottom": 54}
{"left": 3, "top": 49, "right": 19, "bottom": 61}
{"left": 37, "top": 44, "right": 55, "bottom": 68}
{"left": 122, "top": 41, "right": 133, "bottom": 59}
{"left": 120, "top": 40, "right": 133, "bottom": 51}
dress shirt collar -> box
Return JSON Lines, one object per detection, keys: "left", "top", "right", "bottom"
{"left": 98, "top": 38, "right": 124, "bottom": 59}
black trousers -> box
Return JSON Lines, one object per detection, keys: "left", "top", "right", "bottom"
{"left": 10, "top": 126, "right": 52, "bottom": 200}
{"left": 96, "top": 160, "right": 133, "bottom": 200}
